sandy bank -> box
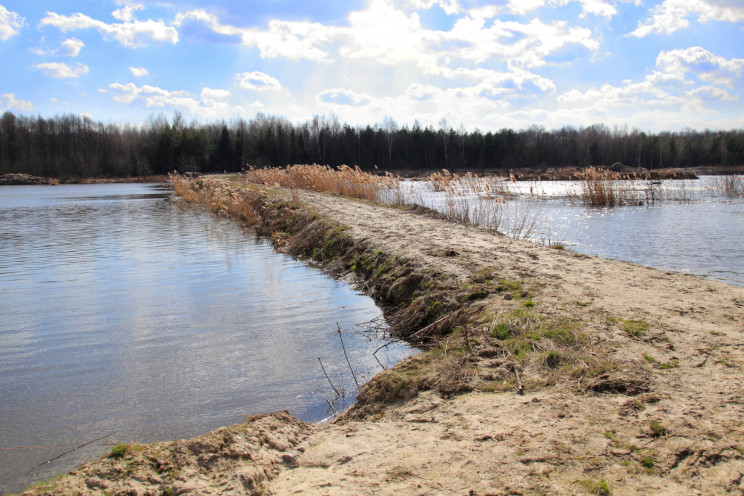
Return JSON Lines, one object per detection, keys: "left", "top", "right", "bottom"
{"left": 18, "top": 178, "right": 744, "bottom": 495}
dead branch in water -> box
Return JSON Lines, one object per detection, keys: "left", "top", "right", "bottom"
{"left": 318, "top": 357, "right": 341, "bottom": 398}
{"left": 338, "top": 323, "right": 361, "bottom": 391}
{"left": 28, "top": 432, "right": 116, "bottom": 473}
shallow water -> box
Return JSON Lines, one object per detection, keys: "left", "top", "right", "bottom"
{"left": 407, "top": 176, "right": 743, "bottom": 287}
{"left": 0, "top": 184, "right": 413, "bottom": 493}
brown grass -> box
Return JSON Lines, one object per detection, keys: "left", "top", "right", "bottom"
{"left": 170, "top": 173, "right": 259, "bottom": 223}
{"left": 242, "top": 164, "right": 402, "bottom": 203}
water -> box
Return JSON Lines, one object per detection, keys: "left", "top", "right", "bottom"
{"left": 406, "top": 176, "right": 744, "bottom": 287}
{"left": 0, "top": 184, "right": 414, "bottom": 493}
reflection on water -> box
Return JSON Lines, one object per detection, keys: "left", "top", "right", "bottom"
{"left": 0, "top": 184, "right": 414, "bottom": 493}
{"left": 407, "top": 176, "right": 743, "bottom": 287}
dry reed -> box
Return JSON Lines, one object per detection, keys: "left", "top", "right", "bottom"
{"left": 169, "top": 173, "right": 259, "bottom": 223}
{"left": 242, "top": 164, "right": 402, "bottom": 203}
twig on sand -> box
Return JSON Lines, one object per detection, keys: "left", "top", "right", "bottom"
{"left": 28, "top": 432, "right": 116, "bottom": 473}
{"left": 338, "top": 323, "right": 360, "bottom": 391}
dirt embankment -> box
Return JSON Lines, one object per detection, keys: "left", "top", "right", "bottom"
{"left": 19, "top": 178, "right": 744, "bottom": 495}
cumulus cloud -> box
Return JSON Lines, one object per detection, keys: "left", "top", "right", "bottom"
{"left": 34, "top": 62, "right": 90, "bottom": 78}
{"left": 200, "top": 87, "right": 231, "bottom": 99}
{"left": 106, "top": 82, "right": 255, "bottom": 120}
{"left": 112, "top": 3, "right": 143, "bottom": 23}
{"left": 235, "top": 71, "right": 282, "bottom": 91}
{"left": 0, "top": 5, "right": 24, "bottom": 40}
{"left": 656, "top": 46, "right": 744, "bottom": 87}
{"left": 129, "top": 66, "right": 149, "bottom": 77}
{"left": 1, "top": 93, "right": 33, "bottom": 111}
{"left": 175, "top": 9, "right": 332, "bottom": 60}
{"left": 554, "top": 46, "right": 741, "bottom": 124}
{"left": 629, "top": 0, "right": 744, "bottom": 37}
{"left": 40, "top": 9, "right": 178, "bottom": 48}
{"left": 34, "top": 38, "right": 85, "bottom": 57}
{"left": 317, "top": 88, "right": 371, "bottom": 106}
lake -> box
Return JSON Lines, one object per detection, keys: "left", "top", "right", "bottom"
{"left": 405, "top": 175, "right": 743, "bottom": 287}
{"left": 0, "top": 183, "right": 413, "bottom": 493}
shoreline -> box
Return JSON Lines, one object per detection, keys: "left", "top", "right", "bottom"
{"left": 16, "top": 177, "right": 744, "bottom": 495}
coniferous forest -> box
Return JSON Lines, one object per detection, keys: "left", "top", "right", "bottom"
{"left": 1, "top": 110, "right": 743, "bottom": 179}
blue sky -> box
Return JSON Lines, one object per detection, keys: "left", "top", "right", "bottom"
{"left": 1, "top": 0, "right": 742, "bottom": 132}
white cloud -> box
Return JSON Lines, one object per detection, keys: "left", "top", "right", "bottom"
{"left": 106, "top": 82, "right": 255, "bottom": 120}
{"left": 629, "top": 0, "right": 744, "bottom": 37}
{"left": 0, "top": 5, "right": 24, "bottom": 40}
{"left": 129, "top": 66, "right": 149, "bottom": 77}
{"left": 235, "top": 71, "right": 282, "bottom": 91}
{"left": 112, "top": 3, "right": 144, "bottom": 22}
{"left": 175, "top": 9, "right": 332, "bottom": 60}
{"left": 34, "top": 38, "right": 85, "bottom": 57}
{"left": 553, "top": 47, "right": 742, "bottom": 129}
{"left": 200, "top": 87, "right": 231, "bottom": 99}
{"left": 316, "top": 88, "right": 371, "bottom": 106}
{"left": 1, "top": 93, "right": 33, "bottom": 111}
{"left": 497, "top": 0, "right": 617, "bottom": 18}
{"left": 40, "top": 10, "right": 178, "bottom": 48}
{"left": 34, "top": 62, "right": 90, "bottom": 78}
{"left": 656, "top": 47, "right": 744, "bottom": 87}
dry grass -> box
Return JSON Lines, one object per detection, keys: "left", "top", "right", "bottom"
{"left": 422, "top": 170, "right": 543, "bottom": 239}
{"left": 573, "top": 167, "right": 698, "bottom": 206}
{"left": 170, "top": 173, "right": 259, "bottom": 223}
{"left": 242, "top": 164, "right": 403, "bottom": 203}
{"left": 712, "top": 174, "right": 743, "bottom": 197}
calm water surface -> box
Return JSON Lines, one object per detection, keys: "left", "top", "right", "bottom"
{"left": 408, "top": 176, "right": 743, "bottom": 287}
{"left": 0, "top": 184, "right": 413, "bottom": 493}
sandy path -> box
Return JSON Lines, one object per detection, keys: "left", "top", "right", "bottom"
{"left": 266, "top": 191, "right": 744, "bottom": 495}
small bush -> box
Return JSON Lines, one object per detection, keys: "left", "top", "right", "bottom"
{"left": 640, "top": 455, "right": 654, "bottom": 468}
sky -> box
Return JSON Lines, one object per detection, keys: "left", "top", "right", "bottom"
{"left": 0, "top": 0, "right": 743, "bottom": 132}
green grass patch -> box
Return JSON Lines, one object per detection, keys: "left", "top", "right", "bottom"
{"left": 578, "top": 478, "right": 611, "bottom": 495}
{"left": 649, "top": 420, "right": 668, "bottom": 438}
{"left": 491, "top": 323, "right": 511, "bottom": 340}
{"left": 622, "top": 319, "right": 650, "bottom": 338}
{"left": 109, "top": 443, "right": 130, "bottom": 459}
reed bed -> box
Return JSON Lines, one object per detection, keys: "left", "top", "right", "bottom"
{"left": 170, "top": 173, "right": 259, "bottom": 223}
{"left": 711, "top": 174, "right": 743, "bottom": 197}
{"left": 421, "top": 170, "right": 543, "bottom": 239}
{"left": 242, "top": 164, "right": 402, "bottom": 203}
{"left": 572, "top": 167, "right": 698, "bottom": 206}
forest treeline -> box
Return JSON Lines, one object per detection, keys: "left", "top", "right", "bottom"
{"left": 1, "top": 110, "right": 743, "bottom": 178}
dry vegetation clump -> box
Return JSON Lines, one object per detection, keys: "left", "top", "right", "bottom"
{"left": 713, "top": 174, "right": 744, "bottom": 197}
{"left": 422, "top": 169, "right": 542, "bottom": 238}
{"left": 242, "top": 164, "right": 404, "bottom": 203}
{"left": 170, "top": 173, "right": 260, "bottom": 223}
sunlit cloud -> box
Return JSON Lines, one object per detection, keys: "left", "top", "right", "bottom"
{"left": 1, "top": 93, "right": 33, "bottom": 111}
{"left": 235, "top": 71, "right": 282, "bottom": 91}
{"left": 40, "top": 9, "right": 178, "bottom": 48}
{"left": 0, "top": 5, "right": 24, "bottom": 40}
{"left": 629, "top": 0, "right": 744, "bottom": 37}
{"left": 34, "top": 62, "right": 90, "bottom": 78}
{"left": 129, "top": 66, "right": 149, "bottom": 77}
{"left": 33, "top": 37, "right": 85, "bottom": 57}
